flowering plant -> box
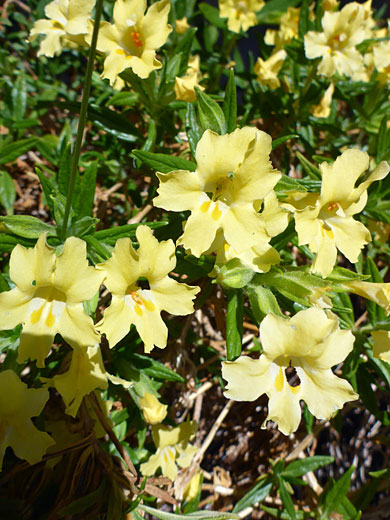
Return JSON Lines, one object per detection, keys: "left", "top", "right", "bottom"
{"left": 1, "top": 0, "right": 390, "bottom": 518}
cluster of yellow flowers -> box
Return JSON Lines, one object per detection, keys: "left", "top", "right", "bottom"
{"left": 5, "top": 0, "right": 390, "bottom": 482}
{"left": 152, "top": 126, "right": 390, "bottom": 434}
{"left": 0, "top": 226, "right": 198, "bottom": 468}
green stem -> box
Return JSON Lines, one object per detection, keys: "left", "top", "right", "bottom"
{"left": 61, "top": 0, "right": 104, "bottom": 239}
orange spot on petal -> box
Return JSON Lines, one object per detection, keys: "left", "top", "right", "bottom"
{"left": 45, "top": 304, "right": 56, "bottom": 328}
{"left": 131, "top": 31, "right": 143, "bottom": 48}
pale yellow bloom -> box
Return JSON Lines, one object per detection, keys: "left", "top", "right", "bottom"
{"left": 222, "top": 308, "right": 358, "bottom": 435}
{"left": 265, "top": 7, "right": 300, "bottom": 48}
{"left": 0, "top": 370, "right": 54, "bottom": 468}
{"left": 176, "top": 17, "right": 190, "bottom": 34}
{"left": 310, "top": 83, "right": 334, "bottom": 118}
{"left": 45, "top": 345, "right": 132, "bottom": 417}
{"left": 154, "top": 127, "right": 284, "bottom": 257}
{"left": 371, "top": 331, "right": 390, "bottom": 363}
{"left": 208, "top": 192, "right": 288, "bottom": 273}
{"left": 373, "top": 40, "right": 390, "bottom": 84}
{"left": 304, "top": 3, "right": 370, "bottom": 79}
{"left": 174, "top": 56, "right": 204, "bottom": 102}
{"left": 219, "top": 0, "right": 264, "bottom": 33}
{"left": 343, "top": 280, "right": 390, "bottom": 315}
{"left": 140, "top": 421, "right": 197, "bottom": 480}
{"left": 30, "top": 0, "right": 95, "bottom": 57}
{"left": 0, "top": 234, "right": 104, "bottom": 367}
{"left": 138, "top": 392, "right": 168, "bottom": 424}
{"left": 283, "top": 150, "right": 390, "bottom": 277}
{"left": 97, "top": 226, "right": 199, "bottom": 352}
{"left": 183, "top": 471, "right": 202, "bottom": 502}
{"left": 254, "top": 49, "right": 287, "bottom": 89}
{"left": 95, "top": 0, "right": 172, "bottom": 84}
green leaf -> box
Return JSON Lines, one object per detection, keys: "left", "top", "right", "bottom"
{"left": 364, "top": 257, "right": 386, "bottom": 324}
{"left": 0, "top": 215, "right": 56, "bottom": 239}
{"left": 245, "top": 283, "right": 283, "bottom": 324}
{"left": 38, "top": 101, "right": 142, "bottom": 142}
{"left": 138, "top": 504, "right": 239, "bottom": 520}
{"left": 296, "top": 151, "right": 321, "bottom": 180}
{"left": 186, "top": 103, "right": 203, "bottom": 157}
{"left": 226, "top": 290, "right": 243, "bottom": 361}
{"left": 282, "top": 456, "right": 334, "bottom": 478}
{"left": 0, "top": 171, "right": 16, "bottom": 214}
{"left": 0, "top": 138, "right": 37, "bottom": 165}
{"left": 298, "top": 0, "right": 311, "bottom": 38}
{"left": 36, "top": 167, "right": 56, "bottom": 215}
{"left": 198, "top": 2, "right": 226, "bottom": 29}
{"left": 77, "top": 161, "right": 98, "bottom": 218}
{"left": 11, "top": 73, "right": 27, "bottom": 121}
{"left": 369, "top": 468, "right": 390, "bottom": 479}
{"left": 272, "top": 134, "right": 299, "bottom": 150}
{"left": 257, "top": 0, "right": 300, "bottom": 24}
{"left": 274, "top": 175, "right": 307, "bottom": 196}
{"left": 93, "top": 221, "right": 167, "bottom": 243}
{"left": 376, "top": 116, "right": 390, "bottom": 162}
{"left": 277, "top": 478, "right": 296, "bottom": 520}
{"left": 321, "top": 466, "right": 354, "bottom": 518}
{"left": 215, "top": 258, "right": 255, "bottom": 289}
{"left": 223, "top": 69, "right": 237, "bottom": 133}
{"left": 196, "top": 88, "right": 227, "bottom": 135}
{"left": 233, "top": 478, "right": 273, "bottom": 513}
{"left": 132, "top": 150, "right": 196, "bottom": 173}
{"left": 128, "top": 353, "right": 185, "bottom": 383}
{"left": 176, "top": 27, "right": 198, "bottom": 76}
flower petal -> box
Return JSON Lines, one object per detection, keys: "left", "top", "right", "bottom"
{"left": 222, "top": 356, "right": 271, "bottom": 401}
{"left": 154, "top": 170, "right": 202, "bottom": 212}
{"left": 298, "top": 367, "right": 358, "bottom": 420}
{"left": 137, "top": 226, "right": 176, "bottom": 282}
{"left": 151, "top": 276, "right": 199, "bottom": 316}
{"left": 53, "top": 236, "right": 104, "bottom": 303}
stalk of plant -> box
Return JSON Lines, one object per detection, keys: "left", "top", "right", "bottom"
{"left": 61, "top": 0, "right": 104, "bottom": 239}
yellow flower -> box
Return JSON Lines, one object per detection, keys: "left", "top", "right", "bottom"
{"left": 154, "top": 127, "right": 282, "bottom": 258}
{"left": 97, "top": 225, "right": 199, "bottom": 352}
{"left": 310, "top": 83, "right": 334, "bottom": 118}
{"left": 140, "top": 421, "right": 197, "bottom": 480}
{"left": 304, "top": 2, "right": 370, "bottom": 79}
{"left": 138, "top": 392, "right": 168, "bottom": 424}
{"left": 0, "top": 370, "right": 55, "bottom": 468}
{"left": 30, "top": 0, "right": 95, "bottom": 57}
{"left": 0, "top": 234, "right": 104, "bottom": 367}
{"left": 222, "top": 308, "right": 358, "bottom": 435}
{"left": 95, "top": 0, "right": 172, "bottom": 84}
{"left": 343, "top": 280, "right": 390, "bottom": 315}
{"left": 176, "top": 17, "right": 190, "bottom": 34}
{"left": 183, "top": 471, "right": 202, "bottom": 502}
{"left": 283, "top": 150, "right": 390, "bottom": 277}
{"left": 46, "top": 345, "right": 132, "bottom": 417}
{"left": 371, "top": 331, "right": 390, "bottom": 363}
{"left": 373, "top": 41, "right": 390, "bottom": 84}
{"left": 219, "top": 0, "right": 264, "bottom": 33}
{"left": 174, "top": 56, "right": 204, "bottom": 102}
{"left": 265, "top": 7, "right": 300, "bottom": 48}
{"left": 209, "top": 193, "right": 288, "bottom": 273}
{"left": 254, "top": 49, "right": 287, "bottom": 89}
